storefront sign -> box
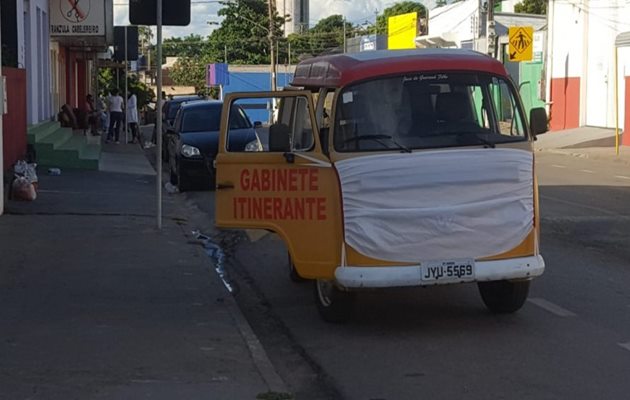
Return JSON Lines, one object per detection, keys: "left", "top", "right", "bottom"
{"left": 50, "top": 0, "right": 105, "bottom": 36}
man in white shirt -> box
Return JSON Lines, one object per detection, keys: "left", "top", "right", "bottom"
{"left": 107, "top": 88, "right": 124, "bottom": 144}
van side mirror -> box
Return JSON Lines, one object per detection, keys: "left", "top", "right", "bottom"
{"left": 253, "top": 121, "right": 262, "bottom": 128}
{"left": 530, "top": 107, "right": 548, "bottom": 136}
{"left": 268, "top": 123, "right": 291, "bottom": 152}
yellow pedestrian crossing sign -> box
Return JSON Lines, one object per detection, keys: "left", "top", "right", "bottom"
{"left": 509, "top": 26, "right": 534, "bottom": 62}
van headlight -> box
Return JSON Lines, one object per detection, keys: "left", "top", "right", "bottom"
{"left": 245, "top": 139, "right": 263, "bottom": 152}
{"left": 181, "top": 144, "right": 201, "bottom": 158}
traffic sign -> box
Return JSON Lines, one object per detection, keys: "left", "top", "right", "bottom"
{"left": 129, "top": 0, "right": 190, "bottom": 26}
{"left": 508, "top": 26, "right": 534, "bottom": 62}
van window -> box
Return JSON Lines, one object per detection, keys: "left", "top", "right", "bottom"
{"left": 228, "top": 96, "right": 315, "bottom": 153}
{"left": 334, "top": 73, "right": 528, "bottom": 152}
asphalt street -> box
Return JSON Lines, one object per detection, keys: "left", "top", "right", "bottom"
{"left": 184, "top": 151, "right": 630, "bottom": 399}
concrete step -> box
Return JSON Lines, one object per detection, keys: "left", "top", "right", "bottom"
{"left": 37, "top": 127, "right": 73, "bottom": 150}
{"left": 80, "top": 144, "right": 101, "bottom": 162}
{"left": 35, "top": 128, "right": 101, "bottom": 170}
{"left": 27, "top": 121, "right": 61, "bottom": 145}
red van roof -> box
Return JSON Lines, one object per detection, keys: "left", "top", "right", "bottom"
{"left": 291, "top": 49, "right": 508, "bottom": 88}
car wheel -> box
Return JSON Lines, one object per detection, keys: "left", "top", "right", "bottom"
{"left": 478, "top": 280, "right": 530, "bottom": 313}
{"left": 288, "top": 252, "right": 307, "bottom": 283}
{"left": 313, "top": 279, "right": 355, "bottom": 323}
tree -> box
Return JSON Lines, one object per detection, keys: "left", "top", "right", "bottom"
{"left": 375, "top": 2, "right": 427, "bottom": 35}
{"left": 168, "top": 55, "right": 214, "bottom": 95}
{"left": 97, "top": 68, "right": 154, "bottom": 108}
{"left": 514, "top": 0, "right": 546, "bottom": 15}
{"left": 206, "top": 0, "right": 284, "bottom": 64}
{"left": 163, "top": 34, "right": 210, "bottom": 59}
{"left": 287, "top": 15, "right": 354, "bottom": 60}
{"left": 167, "top": 0, "right": 285, "bottom": 93}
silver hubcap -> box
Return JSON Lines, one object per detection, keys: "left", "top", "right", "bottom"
{"left": 316, "top": 280, "right": 334, "bottom": 307}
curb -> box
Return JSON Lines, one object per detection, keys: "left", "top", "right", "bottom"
{"left": 536, "top": 148, "right": 630, "bottom": 166}
{"left": 143, "top": 139, "right": 290, "bottom": 395}
{"left": 180, "top": 194, "right": 290, "bottom": 395}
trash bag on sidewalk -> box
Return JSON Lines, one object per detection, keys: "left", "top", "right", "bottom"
{"left": 12, "top": 176, "right": 37, "bottom": 201}
{"left": 14, "top": 160, "right": 39, "bottom": 190}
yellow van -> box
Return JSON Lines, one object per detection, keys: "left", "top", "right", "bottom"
{"left": 215, "top": 49, "right": 548, "bottom": 322}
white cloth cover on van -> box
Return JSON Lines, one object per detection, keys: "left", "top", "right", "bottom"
{"left": 335, "top": 148, "right": 534, "bottom": 262}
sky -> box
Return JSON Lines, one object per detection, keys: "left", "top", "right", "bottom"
{"left": 113, "top": 0, "right": 441, "bottom": 40}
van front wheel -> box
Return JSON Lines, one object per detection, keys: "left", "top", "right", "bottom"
{"left": 314, "top": 280, "right": 355, "bottom": 323}
{"left": 478, "top": 280, "right": 530, "bottom": 313}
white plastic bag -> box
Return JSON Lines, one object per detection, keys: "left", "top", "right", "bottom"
{"left": 14, "top": 160, "right": 38, "bottom": 184}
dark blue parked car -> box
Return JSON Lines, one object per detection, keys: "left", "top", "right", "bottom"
{"left": 166, "top": 100, "right": 261, "bottom": 191}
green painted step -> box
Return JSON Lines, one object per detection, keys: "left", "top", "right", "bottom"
{"left": 27, "top": 121, "right": 61, "bottom": 144}
{"left": 28, "top": 121, "right": 101, "bottom": 170}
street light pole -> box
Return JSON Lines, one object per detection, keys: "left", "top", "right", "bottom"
{"left": 267, "top": 0, "right": 277, "bottom": 91}
{"left": 156, "top": 0, "right": 163, "bottom": 229}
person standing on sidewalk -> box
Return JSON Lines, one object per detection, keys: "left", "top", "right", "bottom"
{"left": 107, "top": 89, "right": 124, "bottom": 144}
{"left": 147, "top": 91, "right": 167, "bottom": 148}
{"left": 127, "top": 92, "right": 139, "bottom": 144}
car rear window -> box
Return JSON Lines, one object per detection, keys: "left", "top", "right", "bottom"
{"left": 182, "top": 105, "right": 222, "bottom": 133}
{"left": 167, "top": 98, "right": 197, "bottom": 120}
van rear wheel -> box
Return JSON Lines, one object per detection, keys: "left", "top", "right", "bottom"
{"left": 314, "top": 280, "right": 355, "bottom": 323}
{"left": 478, "top": 280, "right": 530, "bottom": 313}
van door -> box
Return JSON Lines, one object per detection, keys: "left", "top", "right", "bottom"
{"left": 215, "top": 91, "right": 343, "bottom": 280}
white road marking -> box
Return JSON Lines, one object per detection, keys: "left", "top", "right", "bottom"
{"left": 614, "top": 175, "right": 630, "bottom": 180}
{"left": 618, "top": 342, "right": 630, "bottom": 352}
{"left": 580, "top": 169, "right": 594, "bottom": 174}
{"left": 551, "top": 164, "right": 567, "bottom": 169}
{"left": 528, "top": 298, "right": 577, "bottom": 317}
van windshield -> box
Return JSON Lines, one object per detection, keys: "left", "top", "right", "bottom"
{"left": 334, "top": 73, "right": 528, "bottom": 152}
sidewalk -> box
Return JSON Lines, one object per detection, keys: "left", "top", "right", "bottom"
{"left": 0, "top": 140, "right": 287, "bottom": 399}
{"left": 534, "top": 126, "right": 630, "bottom": 165}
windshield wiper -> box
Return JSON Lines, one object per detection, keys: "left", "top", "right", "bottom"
{"left": 346, "top": 134, "right": 412, "bottom": 153}
{"left": 455, "top": 133, "right": 496, "bottom": 148}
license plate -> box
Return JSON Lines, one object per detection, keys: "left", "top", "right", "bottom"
{"left": 420, "top": 259, "right": 476, "bottom": 283}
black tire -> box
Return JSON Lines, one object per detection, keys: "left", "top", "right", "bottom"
{"left": 478, "top": 280, "right": 530, "bottom": 314}
{"left": 313, "top": 280, "right": 355, "bottom": 323}
{"left": 288, "top": 252, "right": 307, "bottom": 283}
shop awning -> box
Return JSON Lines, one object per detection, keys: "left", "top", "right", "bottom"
{"left": 616, "top": 31, "right": 630, "bottom": 47}
{"left": 415, "top": 34, "right": 458, "bottom": 48}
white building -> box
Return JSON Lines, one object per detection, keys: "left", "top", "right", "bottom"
{"left": 21, "top": 0, "right": 53, "bottom": 125}
{"left": 276, "top": 0, "right": 309, "bottom": 35}
{"left": 546, "top": 0, "right": 630, "bottom": 142}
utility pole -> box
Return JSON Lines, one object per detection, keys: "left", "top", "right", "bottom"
{"left": 267, "top": 0, "right": 277, "bottom": 91}
{"left": 0, "top": 4, "right": 4, "bottom": 216}
{"left": 124, "top": 26, "right": 129, "bottom": 144}
{"left": 486, "top": 0, "right": 496, "bottom": 57}
{"left": 156, "top": 0, "right": 163, "bottom": 229}
{"left": 343, "top": 16, "right": 347, "bottom": 53}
